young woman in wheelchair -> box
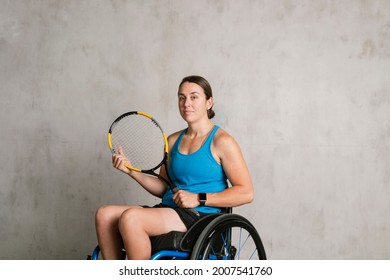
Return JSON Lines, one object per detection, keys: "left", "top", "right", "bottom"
{"left": 95, "top": 75, "right": 254, "bottom": 260}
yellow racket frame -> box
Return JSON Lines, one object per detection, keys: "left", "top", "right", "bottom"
{"left": 107, "top": 111, "right": 168, "bottom": 173}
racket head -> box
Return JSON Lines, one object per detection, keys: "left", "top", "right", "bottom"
{"left": 108, "top": 111, "right": 168, "bottom": 172}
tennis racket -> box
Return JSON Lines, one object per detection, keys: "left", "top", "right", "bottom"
{"left": 108, "top": 111, "right": 179, "bottom": 193}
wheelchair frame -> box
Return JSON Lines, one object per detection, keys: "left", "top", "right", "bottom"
{"left": 90, "top": 212, "right": 266, "bottom": 260}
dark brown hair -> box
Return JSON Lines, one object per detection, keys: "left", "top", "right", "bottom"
{"left": 178, "top": 75, "right": 215, "bottom": 119}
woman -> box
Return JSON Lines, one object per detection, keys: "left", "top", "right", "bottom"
{"left": 95, "top": 75, "right": 254, "bottom": 259}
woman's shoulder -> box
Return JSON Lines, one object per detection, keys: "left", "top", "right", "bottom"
{"left": 167, "top": 129, "right": 186, "bottom": 146}
{"left": 168, "top": 129, "right": 185, "bottom": 139}
{"left": 210, "top": 127, "right": 242, "bottom": 162}
{"left": 214, "top": 127, "right": 235, "bottom": 143}
{"left": 213, "top": 127, "right": 240, "bottom": 150}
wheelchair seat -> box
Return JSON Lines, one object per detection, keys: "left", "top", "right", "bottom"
{"left": 149, "top": 213, "right": 223, "bottom": 254}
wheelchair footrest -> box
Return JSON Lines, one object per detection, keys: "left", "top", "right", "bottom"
{"left": 150, "top": 250, "right": 190, "bottom": 260}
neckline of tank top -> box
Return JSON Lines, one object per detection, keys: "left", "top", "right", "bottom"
{"left": 179, "top": 125, "right": 216, "bottom": 155}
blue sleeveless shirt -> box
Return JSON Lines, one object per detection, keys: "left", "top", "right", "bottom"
{"left": 162, "top": 126, "right": 228, "bottom": 213}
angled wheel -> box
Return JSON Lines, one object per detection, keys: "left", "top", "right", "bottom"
{"left": 190, "top": 214, "right": 266, "bottom": 260}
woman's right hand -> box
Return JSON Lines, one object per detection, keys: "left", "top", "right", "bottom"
{"left": 112, "top": 146, "right": 132, "bottom": 175}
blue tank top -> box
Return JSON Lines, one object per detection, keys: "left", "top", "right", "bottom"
{"left": 162, "top": 125, "right": 228, "bottom": 213}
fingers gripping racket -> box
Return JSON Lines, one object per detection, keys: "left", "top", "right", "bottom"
{"left": 108, "top": 111, "right": 179, "bottom": 193}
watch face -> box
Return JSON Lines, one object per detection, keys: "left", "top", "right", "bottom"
{"left": 199, "top": 193, "right": 207, "bottom": 206}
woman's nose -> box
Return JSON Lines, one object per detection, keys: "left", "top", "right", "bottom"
{"left": 184, "top": 98, "right": 191, "bottom": 107}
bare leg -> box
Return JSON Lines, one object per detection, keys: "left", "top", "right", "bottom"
{"left": 95, "top": 205, "right": 141, "bottom": 259}
{"left": 118, "top": 207, "right": 187, "bottom": 260}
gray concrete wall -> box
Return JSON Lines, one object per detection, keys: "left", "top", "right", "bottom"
{"left": 0, "top": 0, "right": 389, "bottom": 259}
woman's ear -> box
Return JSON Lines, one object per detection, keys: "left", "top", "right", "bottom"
{"left": 207, "top": 97, "right": 213, "bottom": 110}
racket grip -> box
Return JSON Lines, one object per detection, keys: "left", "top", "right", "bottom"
{"left": 170, "top": 186, "right": 200, "bottom": 216}
{"left": 188, "top": 208, "right": 200, "bottom": 217}
{"left": 168, "top": 184, "right": 199, "bottom": 216}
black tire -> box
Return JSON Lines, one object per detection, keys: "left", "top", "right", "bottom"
{"left": 190, "top": 214, "right": 266, "bottom": 260}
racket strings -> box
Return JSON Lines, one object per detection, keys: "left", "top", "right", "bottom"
{"left": 110, "top": 114, "right": 165, "bottom": 170}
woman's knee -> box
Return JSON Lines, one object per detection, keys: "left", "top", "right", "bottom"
{"left": 95, "top": 205, "right": 116, "bottom": 226}
{"left": 118, "top": 208, "right": 142, "bottom": 233}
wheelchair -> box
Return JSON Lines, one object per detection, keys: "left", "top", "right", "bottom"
{"left": 90, "top": 209, "right": 266, "bottom": 260}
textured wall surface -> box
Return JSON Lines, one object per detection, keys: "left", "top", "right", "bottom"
{"left": 0, "top": 0, "right": 389, "bottom": 259}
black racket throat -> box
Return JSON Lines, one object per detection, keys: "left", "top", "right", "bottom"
{"left": 142, "top": 170, "right": 179, "bottom": 193}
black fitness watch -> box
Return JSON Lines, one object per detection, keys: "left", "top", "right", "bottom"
{"left": 198, "top": 193, "right": 207, "bottom": 206}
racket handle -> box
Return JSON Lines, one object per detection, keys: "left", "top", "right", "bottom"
{"left": 167, "top": 183, "right": 199, "bottom": 216}
{"left": 188, "top": 208, "right": 200, "bottom": 217}
{"left": 170, "top": 186, "right": 200, "bottom": 217}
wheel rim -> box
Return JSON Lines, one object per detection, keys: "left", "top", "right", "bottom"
{"left": 193, "top": 219, "right": 266, "bottom": 260}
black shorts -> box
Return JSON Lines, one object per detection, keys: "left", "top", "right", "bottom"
{"left": 141, "top": 203, "right": 206, "bottom": 229}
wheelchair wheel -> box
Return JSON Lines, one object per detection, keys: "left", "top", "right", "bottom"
{"left": 190, "top": 214, "right": 266, "bottom": 260}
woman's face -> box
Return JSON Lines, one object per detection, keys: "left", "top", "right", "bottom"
{"left": 178, "top": 82, "right": 212, "bottom": 123}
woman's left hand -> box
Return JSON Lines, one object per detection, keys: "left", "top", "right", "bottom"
{"left": 172, "top": 190, "right": 200, "bottom": 208}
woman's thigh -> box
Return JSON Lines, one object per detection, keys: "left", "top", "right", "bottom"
{"left": 120, "top": 207, "right": 187, "bottom": 236}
